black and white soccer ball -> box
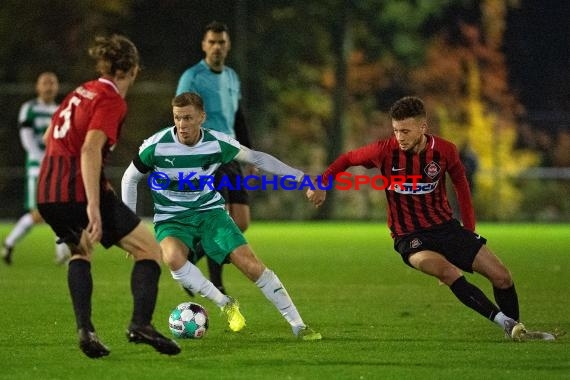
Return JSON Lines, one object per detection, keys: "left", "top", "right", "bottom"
{"left": 168, "top": 302, "right": 209, "bottom": 339}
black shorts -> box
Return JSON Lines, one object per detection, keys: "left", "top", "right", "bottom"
{"left": 37, "top": 189, "right": 141, "bottom": 249}
{"left": 214, "top": 160, "right": 249, "bottom": 205}
{"left": 394, "top": 219, "right": 487, "bottom": 273}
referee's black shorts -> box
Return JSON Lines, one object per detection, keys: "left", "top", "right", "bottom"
{"left": 38, "top": 189, "right": 141, "bottom": 249}
{"left": 394, "top": 219, "right": 486, "bottom": 273}
{"left": 214, "top": 160, "right": 249, "bottom": 205}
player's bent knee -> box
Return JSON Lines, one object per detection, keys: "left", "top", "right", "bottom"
{"left": 30, "top": 209, "right": 44, "bottom": 224}
{"left": 161, "top": 250, "right": 187, "bottom": 271}
{"left": 437, "top": 265, "right": 463, "bottom": 285}
{"left": 492, "top": 269, "right": 513, "bottom": 289}
{"left": 230, "top": 215, "right": 249, "bottom": 232}
{"left": 118, "top": 223, "right": 161, "bottom": 262}
{"left": 69, "top": 247, "right": 92, "bottom": 260}
{"left": 229, "top": 246, "right": 265, "bottom": 281}
{"left": 236, "top": 221, "right": 249, "bottom": 233}
{"left": 229, "top": 204, "right": 250, "bottom": 232}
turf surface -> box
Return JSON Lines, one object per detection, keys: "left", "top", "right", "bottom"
{"left": 0, "top": 222, "right": 568, "bottom": 379}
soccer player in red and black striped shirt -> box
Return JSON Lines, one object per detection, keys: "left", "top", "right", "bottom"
{"left": 37, "top": 35, "right": 180, "bottom": 358}
{"left": 308, "top": 96, "right": 532, "bottom": 340}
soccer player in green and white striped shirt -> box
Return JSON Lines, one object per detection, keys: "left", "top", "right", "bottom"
{"left": 122, "top": 92, "right": 321, "bottom": 340}
{"left": 2, "top": 72, "right": 70, "bottom": 265}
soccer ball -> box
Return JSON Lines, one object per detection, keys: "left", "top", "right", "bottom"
{"left": 168, "top": 302, "right": 209, "bottom": 339}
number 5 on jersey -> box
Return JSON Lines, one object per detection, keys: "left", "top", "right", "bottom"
{"left": 53, "top": 96, "right": 81, "bottom": 139}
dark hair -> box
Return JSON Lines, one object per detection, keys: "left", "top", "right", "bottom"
{"left": 389, "top": 96, "right": 426, "bottom": 121}
{"left": 172, "top": 92, "right": 205, "bottom": 111}
{"left": 89, "top": 34, "right": 139, "bottom": 77}
{"left": 204, "top": 20, "right": 229, "bottom": 35}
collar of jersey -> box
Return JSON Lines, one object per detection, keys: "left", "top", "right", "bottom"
{"left": 98, "top": 78, "right": 119, "bottom": 94}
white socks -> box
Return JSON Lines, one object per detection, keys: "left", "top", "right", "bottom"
{"left": 55, "top": 238, "right": 71, "bottom": 263}
{"left": 494, "top": 311, "right": 513, "bottom": 329}
{"left": 255, "top": 268, "right": 304, "bottom": 328}
{"left": 171, "top": 261, "right": 229, "bottom": 307}
{"left": 5, "top": 213, "right": 34, "bottom": 247}
{"left": 171, "top": 264, "right": 307, "bottom": 330}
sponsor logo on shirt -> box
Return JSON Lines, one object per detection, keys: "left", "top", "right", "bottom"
{"left": 392, "top": 180, "right": 439, "bottom": 195}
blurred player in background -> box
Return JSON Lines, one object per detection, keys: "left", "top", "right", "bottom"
{"left": 176, "top": 20, "right": 253, "bottom": 295}
{"left": 37, "top": 35, "right": 180, "bottom": 358}
{"left": 122, "top": 92, "right": 321, "bottom": 340}
{"left": 2, "top": 72, "right": 70, "bottom": 265}
{"left": 308, "top": 96, "right": 562, "bottom": 341}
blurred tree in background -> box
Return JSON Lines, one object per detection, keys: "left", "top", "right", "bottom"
{"left": 0, "top": 0, "right": 568, "bottom": 221}
{"left": 409, "top": 0, "right": 539, "bottom": 220}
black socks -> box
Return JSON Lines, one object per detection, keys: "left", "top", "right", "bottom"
{"left": 130, "top": 259, "right": 161, "bottom": 327}
{"left": 450, "top": 276, "right": 500, "bottom": 320}
{"left": 68, "top": 259, "right": 162, "bottom": 330}
{"left": 493, "top": 284, "right": 520, "bottom": 321}
{"left": 68, "top": 259, "right": 94, "bottom": 331}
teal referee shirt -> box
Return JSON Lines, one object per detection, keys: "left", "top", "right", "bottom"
{"left": 176, "top": 59, "right": 241, "bottom": 138}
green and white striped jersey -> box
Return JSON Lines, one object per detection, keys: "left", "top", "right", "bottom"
{"left": 18, "top": 98, "right": 58, "bottom": 164}
{"left": 137, "top": 127, "right": 240, "bottom": 222}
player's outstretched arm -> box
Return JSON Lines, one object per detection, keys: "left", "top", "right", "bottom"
{"left": 235, "top": 146, "right": 304, "bottom": 181}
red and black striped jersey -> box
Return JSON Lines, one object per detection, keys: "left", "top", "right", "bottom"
{"left": 322, "top": 135, "right": 475, "bottom": 237}
{"left": 37, "top": 78, "right": 126, "bottom": 203}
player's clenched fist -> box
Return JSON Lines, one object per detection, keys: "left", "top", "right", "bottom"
{"left": 306, "top": 177, "right": 327, "bottom": 208}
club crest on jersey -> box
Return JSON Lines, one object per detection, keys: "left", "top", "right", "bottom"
{"left": 424, "top": 161, "right": 441, "bottom": 179}
{"left": 410, "top": 238, "right": 422, "bottom": 249}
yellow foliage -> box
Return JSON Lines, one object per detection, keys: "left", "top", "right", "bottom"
{"left": 439, "top": 60, "right": 538, "bottom": 220}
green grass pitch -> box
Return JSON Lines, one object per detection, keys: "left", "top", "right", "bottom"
{"left": 0, "top": 222, "right": 568, "bottom": 379}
